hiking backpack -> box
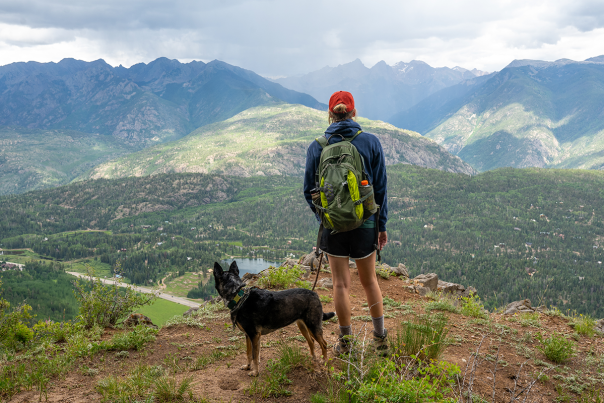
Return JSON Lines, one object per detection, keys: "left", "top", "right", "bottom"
{"left": 312, "top": 131, "right": 379, "bottom": 233}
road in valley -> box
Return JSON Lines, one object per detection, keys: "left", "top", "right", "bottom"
{"left": 67, "top": 272, "right": 201, "bottom": 308}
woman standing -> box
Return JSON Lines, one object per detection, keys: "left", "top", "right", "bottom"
{"left": 303, "top": 91, "right": 389, "bottom": 355}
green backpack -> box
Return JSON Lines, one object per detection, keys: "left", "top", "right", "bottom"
{"left": 312, "top": 131, "right": 379, "bottom": 233}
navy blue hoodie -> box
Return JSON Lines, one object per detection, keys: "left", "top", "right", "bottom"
{"left": 303, "top": 119, "right": 388, "bottom": 232}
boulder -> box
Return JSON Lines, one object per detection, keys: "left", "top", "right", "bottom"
{"left": 413, "top": 273, "right": 439, "bottom": 291}
{"left": 503, "top": 299, "right": 534, "bottom": 315}
{"left": 437, "top": 280, "right": 465, "bottom": 294}
{"left": 390, "top": 263, "right": 409, "bottom": 277}
{"left": 417, "top": 286, "right": 431, "bottom": 297}
{"left": 461, "top": 286, "right": 477, "bottom": 298}
{"left": 596, "top": 319, "right": 604, "bottom": 334}
{"left": 299, "top": 253, "right": 326, "bottom": 271}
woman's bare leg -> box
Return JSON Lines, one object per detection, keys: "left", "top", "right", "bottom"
{"left": 327, "top": 255, "right": 351, "bottom": 327}
{"left": 355, "top": 252, "right": 383, "bottom": 318}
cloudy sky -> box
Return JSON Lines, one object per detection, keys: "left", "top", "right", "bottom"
{"left": 0, "top": 0, "right": 603, "bottom": 77}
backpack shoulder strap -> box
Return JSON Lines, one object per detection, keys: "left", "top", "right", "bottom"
{"left": 343, "top": 130, "right": 363, "bottom": 143}
{"left": 315, "top": 136, "right": 329, "bottom": 149}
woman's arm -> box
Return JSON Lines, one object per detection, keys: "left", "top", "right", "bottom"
{"left": 303, "top": 142, "right": 321, "bottom": 213}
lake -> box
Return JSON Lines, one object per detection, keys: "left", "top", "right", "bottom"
{"left": 220, "top": 258, "right": 281, "bottom": 275}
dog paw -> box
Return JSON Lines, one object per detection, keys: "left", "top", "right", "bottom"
{"left": 240, "top": 364, "right": 250, "bottom": 371}
{"left": 249, "top": 370, "right": 259, "bottom": 377}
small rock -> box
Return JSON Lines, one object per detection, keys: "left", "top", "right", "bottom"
{"left": 413, "top": 273, "right": 439, "bottom": 291}
{"left": 183, "top": 306, "right": 199, "bottom": 317}
{"left": 283, "top": 258, "right": 298, "bottom": 267}
{"left": 349, "top": 261, "right": 357, "bottom": 269}
{"left": 317, "top": 278, "right": 333, "bottom": 289}
{"left": 595, "top": 319, "right": 604, "bottom": 333}
{"left": 123, "top": 313, "right": 157, "bottom": 328}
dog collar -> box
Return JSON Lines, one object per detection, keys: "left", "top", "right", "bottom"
{"left": 227, "top": 288, "right": 248, "bottom": 311}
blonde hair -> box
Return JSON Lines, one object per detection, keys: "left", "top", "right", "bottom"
{"left": 328, "top": 103, "right": 356, "bottom": 124}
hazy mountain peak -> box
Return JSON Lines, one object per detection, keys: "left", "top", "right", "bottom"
{"left": 585, "top": 55, "right": 604, "bottom": 63}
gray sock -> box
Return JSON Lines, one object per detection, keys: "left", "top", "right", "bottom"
{"left": 372, "top": 316, "right": 385, "bottom": 337}
{"left": 339, "top": 325, "right": 352, "bottom": 336}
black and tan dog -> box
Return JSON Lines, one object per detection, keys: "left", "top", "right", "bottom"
{"left": 213, "top": 261, "right": 335, "bottom": 376}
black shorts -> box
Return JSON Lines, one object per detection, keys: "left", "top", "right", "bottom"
{"left": 320, "top": 227, "right": 377, "bottom": 260}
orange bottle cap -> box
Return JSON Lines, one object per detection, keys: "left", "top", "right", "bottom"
{"left": 361, "top": 180, "right": 368, "bottom": 186}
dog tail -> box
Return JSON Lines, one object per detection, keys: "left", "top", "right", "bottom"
{"left": 322, "top": 312, "right": 336, "bottom": 321}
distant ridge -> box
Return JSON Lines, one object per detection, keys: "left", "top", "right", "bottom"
{"left": 273, "top": 59, "right": 488, "bottom": 123}
{"left": 0, "top": 57, "right": 326, "bottom": 146}
{"left": 391, "top": 56, "right": 604, "bottom": 171}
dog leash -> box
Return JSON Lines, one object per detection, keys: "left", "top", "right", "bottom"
{"left": 311, "top": 252, "right": 324, "bottom": 292}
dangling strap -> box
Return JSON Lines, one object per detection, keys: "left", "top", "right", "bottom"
{"left": 315, "top": 223, "right": 324, "bottom": 257}
{"left": 374, "top": 207, "right": 381, "bottom": 262}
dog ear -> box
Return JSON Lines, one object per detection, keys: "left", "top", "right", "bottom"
{"left": 229, "top": 260, "right": 239, "bottom": 277}
{"left": 213, "top": 262, "right": 224, "bottom": 277}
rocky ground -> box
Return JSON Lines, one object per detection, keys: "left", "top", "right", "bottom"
{"left": 8, "top": 257, "right": 604, "bottom": 403}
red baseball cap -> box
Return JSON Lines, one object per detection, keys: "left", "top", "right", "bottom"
{"left": 329, "top": 91, "right": 354, "bottom": 113}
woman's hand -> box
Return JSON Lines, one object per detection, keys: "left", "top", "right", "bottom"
{"left": 378, "top": 231, "right": 388, "bottom": 250}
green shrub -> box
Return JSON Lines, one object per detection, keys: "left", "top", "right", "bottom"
{"left": 72, "top": 264, "right": 156, "bottom": 329}
{"left": 0, "top": 280, "right": 33, "bottom": 350}
{"left": 391, "top": 313, "right": 449, "bottom": 360}
{"left": 11, "top": 322, "right": 33, "bottom": 344}
{"left": 320, "top": 295, "right": 333, "bottom": 304}
{"left": 33, "top": 320, "right": 78, "bottom": 343}
{"left": 573, "top": 314, "right": 596, "bottom": 337}
{"left": 257, "top": 265, "right": 309, "bottom": 290}
{"left": 460, "top": 294, "right": 487, "bottom": 318}
{"left": 153, "top": 375, "right": 194, "bottom": 402}
{"left": 425, "top": 299, "right": 460, "bottom": 314}
{"left": 536, "top": 332, "right": 575, "bottom": 364}
{"left": 108, "top": 325, "right": 158, "bottom": 351}
{"left": 354, "top": 359, "right": 459, "bottom": 402}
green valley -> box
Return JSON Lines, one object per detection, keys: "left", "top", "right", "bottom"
{"left": 2, "top": 166, "right": 604, "bottom": 319}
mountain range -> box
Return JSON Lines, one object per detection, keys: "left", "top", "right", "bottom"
{"left": 274, "top": 59, "right": 490, "bottom": 123}
{"left": 390, "top": 57, "right": 604, "bottom": 171}
{"left": 0, "top": 57, "right": 325, "bottom": 147}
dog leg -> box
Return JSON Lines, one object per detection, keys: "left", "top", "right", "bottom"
{"left": 296, "top": 320, "right": 316, "bottom": 360}
{"left": 250, "top": 333, "right": 261, "bottom": 377}
{"left": 240, "top": 334, "right": 252, "bottom": 371}
{"left": 314, "top": 331, "right": 329, "bottom": 362}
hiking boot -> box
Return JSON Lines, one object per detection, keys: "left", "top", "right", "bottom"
{"left": 333, "top": 334, "right": 352, "bottom": 355}
{"left": 373, "top": 329, "right": 389, "bottom": 356}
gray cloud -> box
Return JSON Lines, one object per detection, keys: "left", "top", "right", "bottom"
{"left": 0, "top": 0, "right": 603, "bottom": 76}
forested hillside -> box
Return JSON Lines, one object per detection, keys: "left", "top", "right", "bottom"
{"left": 0, "top": 126, "right": 135, "bottom": 195}
{"left": 83, "top": 104, "right": 475, "bottom": 180}
{"left": 2, "top": 166, "right": 603, "bottom": 317}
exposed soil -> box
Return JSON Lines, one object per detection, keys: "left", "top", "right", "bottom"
{"left": 9, "top": 270, "right": 604, "bottom": 402}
